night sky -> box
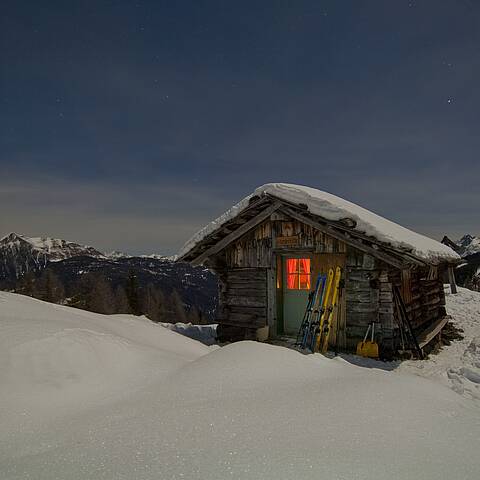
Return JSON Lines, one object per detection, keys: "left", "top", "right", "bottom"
{"left": 1, "top": 1, "right": 479, "bottom": 255}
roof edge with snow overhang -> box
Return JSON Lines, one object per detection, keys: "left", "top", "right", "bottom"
{"left": 177, "top": 183, "right": 461, "bottom": 266}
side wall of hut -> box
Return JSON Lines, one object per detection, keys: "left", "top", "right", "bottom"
{"left": 387, "top": 266, "right": 446, "bottom": 337}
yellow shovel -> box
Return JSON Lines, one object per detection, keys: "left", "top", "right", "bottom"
{"left": 356, "top": 322, "right": 379, "bottom": 358}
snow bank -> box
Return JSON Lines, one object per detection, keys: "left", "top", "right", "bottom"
{"left": 1, "top": 291, "right": 480, "bottom": 479}
{"left": 0, "top": 292, "right": 210, "bottom": 416}
{"left": 179, "top": 183, "right": 459, "bottom": 263}
{"left": 160, "top": 321, "right": 218, "bottom": 345}
{"left": 400, "top": 286, "right": 480, "bottom": 401}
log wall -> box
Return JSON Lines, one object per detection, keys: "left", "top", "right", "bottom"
{"left": 216, "top": 268, "right": 268, "bottom": 341}
{"left": 388, "top": 267, "right": 446, "bottom": 333}
{"left": 343, "top": 249, "right": 385, "bottom": 350}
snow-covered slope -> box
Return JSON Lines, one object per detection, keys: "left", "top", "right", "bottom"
{"left": 399, "top": 286, "right": 480, "bottom": 400}
{"left": 179, "top": 183, "right": 459, "bottom": 263}
{"left": 160, "top": 321, "right": 218, "bottom": 345}
{"left": 1, "top": 291, "right": 480, "bottom": 479}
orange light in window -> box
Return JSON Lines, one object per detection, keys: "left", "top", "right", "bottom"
{"left": 287, "top": 260, "right": 297, "bottom": 289}
{"left": 286, "top": 258, "right": 311, "bottom": 290}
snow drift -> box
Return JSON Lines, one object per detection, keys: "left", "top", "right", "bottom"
{"left": 1, "top": 290, "right": 479, "bottom": 479}
{"left": 160, "top": 321, "right": 218, "bottom": 345}
{"left": 400, "top": 286, "right": 480, "bottom": 401}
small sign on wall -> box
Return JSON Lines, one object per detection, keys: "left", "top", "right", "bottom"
{"left": 276, "top": 235, "right": 300, "bottom": 247}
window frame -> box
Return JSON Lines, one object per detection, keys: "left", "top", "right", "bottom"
{"left": 286, "top": 257, "right": 311, "bottom": 290}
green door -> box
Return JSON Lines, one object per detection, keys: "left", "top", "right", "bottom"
{"left": 282, "top": 256, "right": 312, "bottom": 335}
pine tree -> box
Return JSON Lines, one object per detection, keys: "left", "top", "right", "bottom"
{"left": 187, "top": 305, "right": 201, "bottom": 325}
{"left": 17, "top": 271, "right": 37, "bottom": 297}
{"left": 141, "top": 285, "right": 168, "bottom": 322}
{"left": 142, "top": 284, "right": 157, "bottom": 321}
{"left": 115, "top": 285, "right": 131, "bottom": 313}
{"left": 89, "top": 275, "right": 116, "bottom": 314}
{"left": 169, "top": 289, "right": 187, "bottom": 324}
{"left": 155, "top": 288, "right": 167, "bottom": 322}
{"left": 125, "top": 270, "right": 141, "bottom": 316}
{"left": 37, "top": 270, "right": 65, "bottom": 303}
{"left": 68, "top": 273, "right": 93, "bottom": 310}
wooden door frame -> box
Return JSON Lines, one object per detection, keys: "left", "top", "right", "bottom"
{"left": 275, "top": 251, "right": 314, "bottom": 336}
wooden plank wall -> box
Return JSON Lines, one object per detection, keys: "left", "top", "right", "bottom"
{"left": 215, "top": 268, "right": 268, "bottom": 341}
{"left": 388, "top": 267, "right": 446, "bottom": 333}
{"left": 225, "top": 219, "right": 347, "bottom": 269}
{"left": 344, "top": 249, "right": 383, "bottom": 350}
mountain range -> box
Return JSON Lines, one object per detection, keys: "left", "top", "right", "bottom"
{"left": 0, "top": 233, "right": 218, "bottom": 320}
{"left": 441, "top": 234, "right": 480, "bottom": 258}
{"left": 441, "top": 234, "right": 480, "bottom": 292}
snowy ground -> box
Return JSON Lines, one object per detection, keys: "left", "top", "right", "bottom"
{"left": 159, "top": 321, "right": 218, "bottom": 346}
{"left": 1, "top": 290, "right": 480, "bottom": 479}
{"left": 399, "top": 286, "right": 480, "bottom": 401}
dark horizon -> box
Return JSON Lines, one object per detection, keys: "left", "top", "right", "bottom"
{"left": 1, "top": 1, "right": 479, "bottom": 255}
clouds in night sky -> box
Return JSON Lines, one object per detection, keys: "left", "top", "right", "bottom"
{"left": 1, "top": 1, "right": 479, "bottom": 253}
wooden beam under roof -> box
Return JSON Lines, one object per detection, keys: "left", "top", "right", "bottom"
{"left": 190, "top": 201, "right": 283, "bottom": 266}
{"left": 264, "top": 193, "right": 428, "bottom": 266}
{"left": 178, "top": 196, "right": 272, "bottom": 262}
{"left": 280, "top": 206, "right": 407, "bottom": 269}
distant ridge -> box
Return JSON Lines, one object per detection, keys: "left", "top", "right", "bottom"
{"left": 442, "top": 234, "right": 480, "bottom": 292}
{"left": 0, "top": 233, "right": 105, "bottom": 278}
{"left": 0, "top": 232, "right": 218, "bottom": 321}
{"left": 441, "top": 234, "right": 480, "bottom": 258}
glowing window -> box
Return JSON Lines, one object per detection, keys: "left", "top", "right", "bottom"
{"left": 286, "top": 258, "right": 311, "bottom": 290}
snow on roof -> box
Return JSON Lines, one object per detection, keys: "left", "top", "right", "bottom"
{"left": 178, "top": 183, "right": 460, "bottom": 264}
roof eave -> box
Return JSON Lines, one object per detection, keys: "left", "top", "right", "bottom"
{"left": 178, "top": 194, "right": 459, "bottom": 268}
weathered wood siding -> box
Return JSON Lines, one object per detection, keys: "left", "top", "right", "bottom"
{"left": 388, "top": 267, "right": 446, "bottom": 333}
{"left": 344, "top": 249, "right": 383, "bottom": 350}
{"left": 224, "top": 218, "right": 347, "bottom": 269}
{"left": 344, "top": 255, "right": 447, "bottom": 352}
{"left": 216, "top": 268, "right": 268, "bottom": 341}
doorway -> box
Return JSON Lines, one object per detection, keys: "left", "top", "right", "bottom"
{"left": 278, "top": 253, "right": 347, "bottom": 339}
{"left": 282, "top": 256, "right": 312, "bottom": 335}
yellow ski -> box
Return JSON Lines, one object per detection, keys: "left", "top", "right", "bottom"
{"left": 314, "top": 268, "right": 334, "bottom": 352}
{"left": 320, "top": 266, "right": 342, "bottom": 354}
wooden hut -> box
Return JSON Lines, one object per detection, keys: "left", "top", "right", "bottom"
{"left": 177, "top": 183, "right": 460, "bottom": 357}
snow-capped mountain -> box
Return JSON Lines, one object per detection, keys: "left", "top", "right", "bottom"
{"left": 442, "top": 234, "right": 480, "bottom": 292}
{"left": 105, "top": 251, "right": 176, "bottom": 261}
{"left": 0, "top": 232, "right": 218, "bottom": 319}
{"left": 0, "top": 233, "right": 105, "bottom": 279}
{"left": 442, "top": 234, "right": 480, "bottom": 258}
{"left": 456, "top": 234, "right": 480, "bottom": 257}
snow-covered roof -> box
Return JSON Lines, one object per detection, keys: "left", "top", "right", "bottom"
{"left": 178, "top": 183, "right": 460, "bottom": 264}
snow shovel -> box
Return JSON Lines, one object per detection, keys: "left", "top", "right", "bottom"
{"left": 356, "top": 322, "right": 379, "bottom": 358}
